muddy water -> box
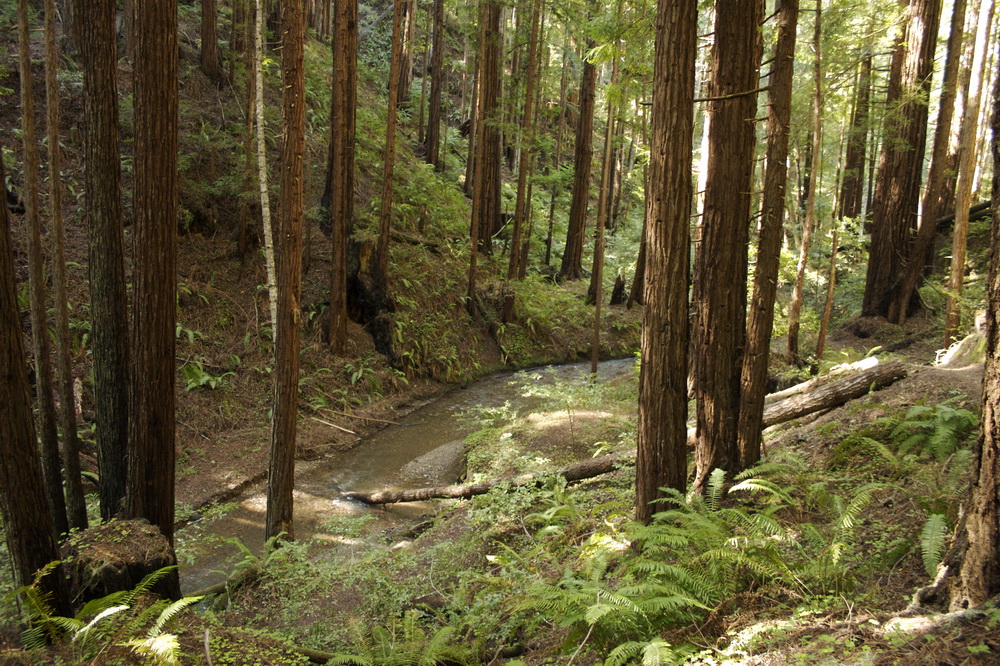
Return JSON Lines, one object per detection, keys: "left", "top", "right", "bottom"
{"left": 178, "top": 358, "right": 636, "bottom": 593}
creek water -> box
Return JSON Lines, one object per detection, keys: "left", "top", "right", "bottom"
{"left": 177, "top": 358, "right": 637, "bottom": 594}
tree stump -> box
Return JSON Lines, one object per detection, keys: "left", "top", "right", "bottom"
{"left": 60, "top": 519, "right": 175, "bottom": 604}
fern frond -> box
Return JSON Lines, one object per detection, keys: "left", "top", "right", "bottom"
{"left": 149, "top": 596, "right": 203, "bottom": 638}
{"left": 122, "top": 566, "right": 178, "bottom": 607}
{"left": 729, "top": 478, "right": 794, "bottom": 505}
{"left": 121, "top": 633, "right": 182, "bottom": 666}
{"left": 706, "top": 468, "right": 728, "bottom": 510}
{"left": 920, "top": 514, "right": 949, "bottom": 578}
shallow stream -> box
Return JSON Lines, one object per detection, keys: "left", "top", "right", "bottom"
{"left": 178, "top": 358, "right": 636, "bottom": 594}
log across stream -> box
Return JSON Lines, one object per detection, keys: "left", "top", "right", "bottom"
{"left": 176, "top": 358, "right": 638, "bottom": 594}
{"left": 177, "top": 356, "right": 907, "bottom": 593}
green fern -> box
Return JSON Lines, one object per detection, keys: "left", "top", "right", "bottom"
{"left": 886, "top": 402, "right": 977, "bottom": 461}
{"left": 329, "top": 610, "right": 472, "bottom": 665}
{"left": 920, "top": 514, "right": 949, "bottom": 578}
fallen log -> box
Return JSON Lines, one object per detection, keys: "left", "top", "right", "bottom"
{"left": 761, "top": 357, "right": 907, "bottom": 427}
{"left": 341, "top": 451, "right": 633, "bottom": 505}
{"left": 346, "top": 359, "right": 908, "bottom": 505}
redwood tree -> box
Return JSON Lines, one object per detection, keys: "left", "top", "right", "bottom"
{"left": 326, "top": 0, "right": 357, "bottom": 353}
{"left": 0, "top": 150, "right": 70, "bottom": 617}
{"left": 75, "top": 0, "right": 130, "bottom": 522}
{"left": 45, "top": 0, "right": 88, "bottom": 530}
{"left": 126, "top": 0, "right": 180, "bottom": 598}
{"left": 839, "top": 53, "right": 871, "bottom": 221}
{"left": 18, "top": 0, "right": 68, "bottom": 536}
{"left": 202, "top": 0, "right": 221, "bottom": 82}
{"left": 636, "top": 0, "right": 696, "bottom": 522}
{"left": 737, "top": 0, "right": 798, "bottom": 470}
{"left": 861, "top": 0, "right": 942, "bottom": 317}
{"left": 266, "top": 0, "right": 305, "bottom": 543}
{"left": 558, "top": 41, "right": 597, "bottom": 281}
{"left": 891, "top": 0, "right": 968, "bottom": 323}
{"left": 692, "top": 0, "right": 763, "bottom": 491}
{"left": 950, "top": 39, "right": 1000, "bottom": 607}
{"left": 424, "top": 0, "right": 445, "bottom": 168}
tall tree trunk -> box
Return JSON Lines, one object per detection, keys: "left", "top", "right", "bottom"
{"left": 0, "top": 150, "right": 70, "bottom": 617}
{"left": 45, "top": 0, "right": 87, "bottom": 531}
{"left": 266, "top": 0, "right": 305, "bottom": 543}
{"left": 507, "top": 0, "right": 541, "bottom": 280}
{"left": 18, "top": 0, "right": 69, "bottom": 537}
{"left": 202, "top": 0, "right": 221, "bottom": 81}
{"left": 862, "top": 0, "right": 943, "bottom": 317}
{"left": 736, "top": 0, "right": 798, "bottom": 470}
{"left": 787, "top": 0, "right": 823, "bottom": 358}
{"left": 945, "top": 0, "right": 995, "bottom": 344}
{"left": 326, "top": 0, "right": 357, "bottom": 354}
{"left": 636, "top": 0, "right": 696, "bottom": 522}
{"left": 127, "top": 0, "right": 181, "bottom": 599}
{"left": 840, "top": 54, "right": 871, "bottom": 220}
{"left": 375, "top": 0, "right": 405, "bottom": 292}
{"left": 587, "top": 49, "right": 620, "bottom": 306}
{"left": 692, "top": 0, "right": 763, "bottom": 492}
{"left": 558, "top": 41, "right": 597, "bottom": 281}
{"left": 470, "top": 0, "right": 502, "bottom": 256}
{"left": 75, "top": 0, "right": 129, "bottom": 522}
{"left": 891, "top": 0, "right": 969, "bottom": 323}
{"left": 464, "top": 59, "right": 479, "bottom": 195}
{"left": 544, "top": 39, "right": 570, "bottom": 268}
{"left": 817, "top": 123, "right": 848, "bottom": 359}
{"left": 951, "top": 37, "right": 1000, "bottom": 607}
{"left": 398, "top": 0, "right": 416, "bottom": 105}
{"left": 627, "top": 93, "right": 650, "bottom": 308}
{"left": 417, "top": 11, "right": 430, "bottom": 145}
{"left": 424, "top": 0, "right": 445, "bottom": 168}
{"left": 256, "top": 0, "right": 278, "bottom": 335}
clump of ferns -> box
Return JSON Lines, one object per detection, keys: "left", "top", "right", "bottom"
{"left": 7, "top": 564, "right": 201, "bottom": 665}
{"left": 514, "top": 469, "right": 804, "bottom": 656}
{"left": 328, "top": 609, "right": 474, "bottom": 666}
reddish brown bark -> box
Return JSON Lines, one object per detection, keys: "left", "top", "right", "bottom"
{"left": 737, "top": 0, "right": 798, "bottom": 470}
{"left": 75, "top": 0, "right": 129, "bottom": 523}
{"left": 951, "top": 48, "right": 1000, "bottom": 607}
{"left": 266, "top": 0, "right": 305, "bottom": 543}
{"left": 559, "top": 45, "right": 597, "bottom": 281}
{"left": 891, "top": 0, "right": 969, "bottom": 323}
{"left": 840, "top": 54, "right": 872, "bottom": 220}
{"left": 326, "top": 0, "right": 357, "bottom": 354}
{"left": 0, "top": 150, "right": 70, "bottom": 617}
{"left": 127, "top": 0, "right": 181, "bottom": 598}
{"left": 636, "top": 0, "right": 696, "bottom": 521}
{"left": 692, "top": 0, "right": 764, "bottom": 491}
{"left": 45, "top": 0, "right": 87, "bottom": 531}
{"left": 424, "top": 0, "right": 445, "bottom": 168}
{"left": 862, "top": 0, "right": 943, "bottom": 317}
{"left": 18, "top": 0, "right": 68, "bottom": 536}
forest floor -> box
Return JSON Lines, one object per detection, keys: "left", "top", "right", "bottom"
{"left": 176, "top": 324, "right": 996, "bottom": 665}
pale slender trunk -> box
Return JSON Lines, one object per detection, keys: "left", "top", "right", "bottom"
{"left": 256, "top": 0, "right": 278, "bottom": 336}
{"left": 945, "top": 0, "right": 995, "bottom": 344}
{"left": 45, "top": 0, "right": 87, "bottom": 530}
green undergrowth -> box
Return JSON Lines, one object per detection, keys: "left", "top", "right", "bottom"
{"left": 195, "top": 362, "right": 981, "bottom": 665}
